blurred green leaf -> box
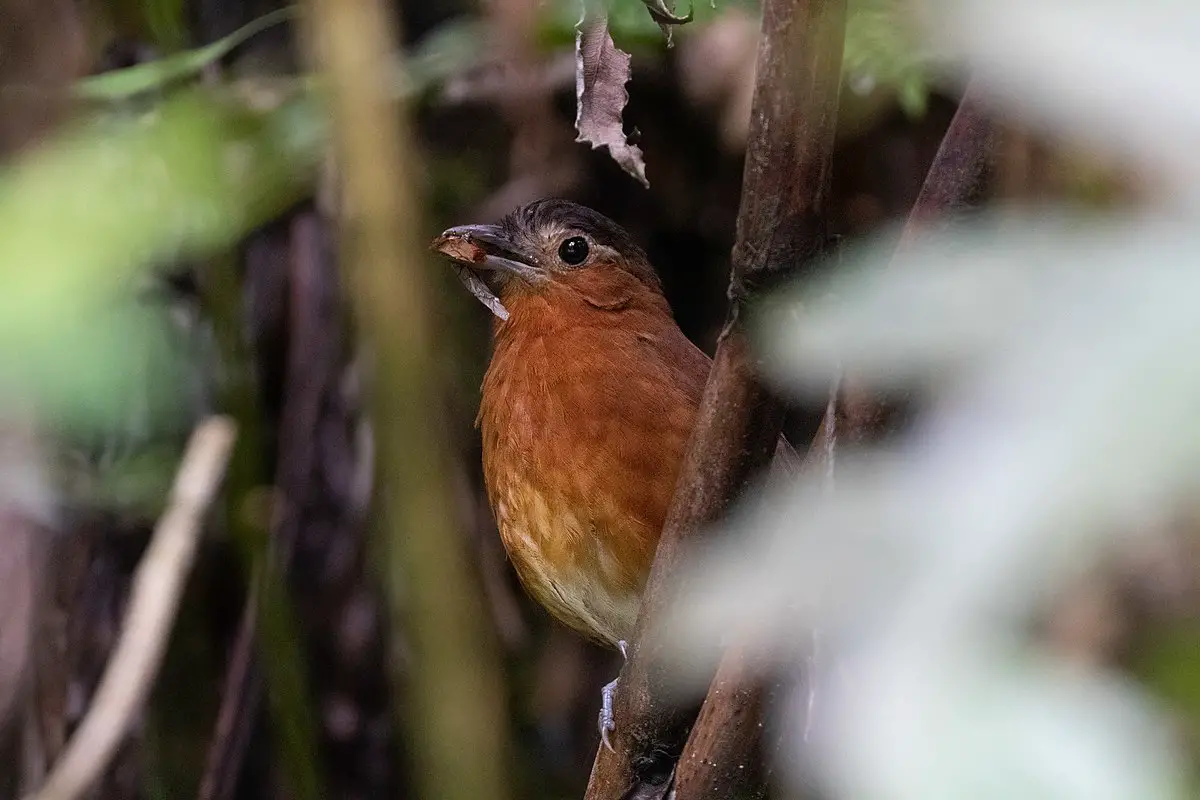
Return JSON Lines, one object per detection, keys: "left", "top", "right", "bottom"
{"left": 1133, "top": 622, "right": 1200, "bottom": 726}
{"left": 140, "top": 0, "right": 188, "bottom": 52}
{"left": 526, "top": 0, "right": 935, "bottom": 112}
{"left": 844, "top": 0, "right": 934, "bottom": 118}
{"left": 403, "top": 17, "right": 491, "bottom": 93}
{"left": 65, "top": 443, "right": 181, "bottom": 517}
{"left": 0, "top": 88, "right": 325, "bottom": 432}
{"left": 535, "top": 0, "right": 729, "bottom": 51}
{"left": 75, "top": 7, "right": 295, "bottom": 100}
{"left": 898, "top": 76, "right": 929, "bottom": 116}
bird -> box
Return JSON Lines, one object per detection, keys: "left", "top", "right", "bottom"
{"left": 431, "top": 199, "right": 796, "bottom": 747}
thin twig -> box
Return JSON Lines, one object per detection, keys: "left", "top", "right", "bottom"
{"left": 582, "top": 0, "right": 847, "bottom": 797}
{"left": 194, "top": 593, "right": 261, "bottom": 800}
{"left": 29, "top": 416, "right": 237, "bottom": 800}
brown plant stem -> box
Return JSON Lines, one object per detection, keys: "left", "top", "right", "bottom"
{"left": 894, "top": 80, "right": 999, "bottom": 255}
{"left": 671, "top": 78, "right": 1001, "bottom": 800}
{"left": 842, "top": 80, "right": 1001, "bottom": 437}
{"left": 302, "top": 1, "right": 509, "bottom": 800}
{"left": 671, "top": 402, "right": 838, "bottom": 800}
{"left": 582, "top": 1, "right": 847, "bottom": 798}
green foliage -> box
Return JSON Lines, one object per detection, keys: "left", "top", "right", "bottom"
{"left": 491, "top": 0, "right": 936, "bottom": 116}
{"left": 1133, "top": 622, "right": 1200, "bottom": 741}
{"left": 844, "top": 0, "right": 935, "bottom": 117}
{"left": 535, "top": 0, "right": 735, "bottom": 50}
{"left": 75, "top": 8, "right": 295, "bottom": 100}
{"left": 0, "top": 88, "right": 324, "bottom": 436}
{"left": 403, "top": 17, "right": 492, "bottom": 95}
{"left": 138, "top": 0, "right": 188, "bottom": 52}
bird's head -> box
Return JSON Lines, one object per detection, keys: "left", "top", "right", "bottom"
{"left": 431, "top": 199, "right": 664, "bottom": 321}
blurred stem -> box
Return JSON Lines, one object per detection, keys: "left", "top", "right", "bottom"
{"left": 301, "top": 3, "right": 509, "bottom": 800}
{"left": 197, "top": 253, "right": 324, "bottom": 800}
{"left": 894, "top": 79, "right": 999, "bottom": 254}
{"left": 841, "top": 80, "right": 1000, "bottom": 441}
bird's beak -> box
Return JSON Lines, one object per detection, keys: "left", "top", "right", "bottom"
{"left": 431, "top": 224, "right": 544, "bottom": 281}
{"left": 431, "top": 224, "right": 545, "bottom": 320}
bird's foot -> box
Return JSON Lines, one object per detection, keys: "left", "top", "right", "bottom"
{"left": 599, "top": 677, "right": 619, "bottom": 751}
{"left": 598, "top": 640, "right": 629, "bottom": 752}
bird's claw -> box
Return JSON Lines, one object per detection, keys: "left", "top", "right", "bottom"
{"left": 598, "top": 640, "right": 629, "bottom": 752}
{"left": 599, "top": 676, "right": 619, "bottom": 751}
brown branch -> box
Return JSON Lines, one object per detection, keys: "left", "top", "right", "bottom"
{"left": 669, "top": 79, "right": 1003, "bottom": 800}
{"left": 671, "top": 397, "right": 838, "bottom": 800}
{"left": 894, "top": 79, "right": 999, "bottom": 255}
{"left": 843, "top": 80, "right": 1001, "bottom": 437}
{"left": 195, "top": 596, "right": 262, "bottom": 800}
{"left": 671, "top": 648, "right": 776, "bottom": 799}
{"left": 582, "top": 1, "right": 848, "bottom": 798}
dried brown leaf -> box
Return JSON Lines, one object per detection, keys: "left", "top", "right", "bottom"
{"left": 574, "top": 13, "right": 649, "bottom": 188}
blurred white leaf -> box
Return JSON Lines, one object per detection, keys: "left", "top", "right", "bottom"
{"left": 795, "top": 647, "right": 1187, "bottom": 800}
{"left": 669, "top": 214, "right": 1199, "bottom": 796}
{"left": 929, "top": 0, "right": 1200, "bottom": 200}
{"left": 662, "top": 2, "right": 1200, "bottom": 798}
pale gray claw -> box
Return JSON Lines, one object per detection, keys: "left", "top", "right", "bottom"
{"left": 598, "top": 640, "right": 630, "bottom": 751}
{"left": 599, "top": 677, "right": 619, "bottom": 751}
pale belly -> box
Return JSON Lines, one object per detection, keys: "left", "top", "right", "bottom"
{"left": 494, "top": 483, "right": 643, "bottom": 648}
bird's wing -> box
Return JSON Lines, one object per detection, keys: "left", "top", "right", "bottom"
{"left": 652, "top": 320, "right": 807, "bottom": 481}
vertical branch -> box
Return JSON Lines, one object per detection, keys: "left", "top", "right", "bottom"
{"left": 843, "top": 81, "right": 1001, "bottom": 438}
{"left": 894, "top": 80, "right": 999, "bottom": 254}
{"left": 582, "top": 1, "right": 847, "bottom": 798}
{"left": 671, "top": 406, "right": 837, "bottom": 800}
{"left": 672, "top": 79, "right": 1002, "bottom": 800}
{"left": 302, "top": 2, "right": 509, "bottom": 800}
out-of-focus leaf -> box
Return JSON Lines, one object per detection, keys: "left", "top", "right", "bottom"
{"left": 575, "top": 12, "right": 649, "bottom": 187}
{"left": 139, "top": 0, "right": 187, "bottom": 52}
{"left": 931, "top": 0, "right": 1200, "bottom": 196}
{"left": 1131, "top": 622, "right": 1200, "bottom": 729}
{"left": 843, "top": 0, "right": 934, "bottom": 119}
{"left": 402, "top": 17, "right": 491, "bottom": 96}
{"left": 540, "top": 0, "right": 732, "bottom": 49}
{"left": 0, "top": 88, "right": 325, "bottom": 432}
{"left": 74, "top": 7, "right": 294, "bottom": 101}
{"left": 63, "top": 444, "right": 182, "bottom": 518}
{"left": 663, "top": 1, "right": 1200, "bottom": 798}
{"left": 670, "top": 215, "right": 1200, "bottom": 800}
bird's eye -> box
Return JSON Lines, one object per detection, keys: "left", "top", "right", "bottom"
{"left": 557, "top": 236, "right": 589, "bottom": 266}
